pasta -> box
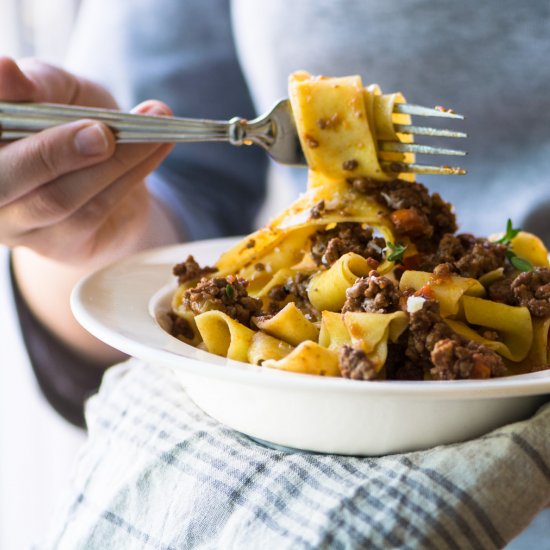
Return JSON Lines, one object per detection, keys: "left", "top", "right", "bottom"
{"left": 167, "top": 71, "right": 550, "bottom": 381}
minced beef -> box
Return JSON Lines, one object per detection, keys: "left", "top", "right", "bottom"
{"left": 266, "top": 272, "right": 319, "bottom": 321}
{"left": 347, "top": 176, "right": 382, "bottom": 194}
{"left": 338, "top": 345, "right": 377, "bottom": 380}
{"left": 167, "top": 312, "right": 195, "bottom": 341}
{"left": 487, "top": 275, "right": 516, "bottom": 304}
{"left": 486, "top": 267, "right": 550, "bottom": 318}
{"left": 405, "top": 299, "right": 453, "bottom": 370}
{"left": 173, "top": 255, "right": 217, "bottom": 285}
{"left": 416, "top": 234, "right": 507, "bottom": 279}
{"left": 342, "top": 271, "right": 401, "bottom": 313}
{"left": 511, "top": 267, "right": 550, "bottom": 318}
{"left": 406, "top": 298, "right": 506, "bottom": 379}
{"left": 309, "top": 222, "right": 385, "bottom": 267}
{"left": 382, "top": 331, "right": 424, "bottom": 380}
{"left": 310, "top": 200, "right": 325, "bottom": 219}
{"left": 182, "top": 275, "right": 262, "bottom": 327}
{"left": 430, "top": 338, "right": 507, "bottom": 380}
{"left": 390, "top": 208, "right": 431, "bottom": 241}
{"left": 348, "top": 178, "right": 456, "bottom": 251}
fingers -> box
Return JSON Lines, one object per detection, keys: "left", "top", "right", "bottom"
{"left": 0, "top": 56, "right": 118, "bottom": 108}
{"left": 0, "top": 120, "right": 116, "bottom": 205}
{"left": 131, "top": 99, "right": 172, "bottom": 115}
{"left": 17, "top": 143, "right": 174, "bottom": 262}
{"left": 0, "top": 57, "right": 38, "bottom": 101}
{"left": 0, "top": 98, "right": 171, "bottom": 203}
{"left": 3, "top": 137, "right": 170, "bottom": 236}
{"left": 19, "top": 57, "right": 120, "bottom": 107}
{"left": 0, "top": 94, "right": 174, "bottom": 259}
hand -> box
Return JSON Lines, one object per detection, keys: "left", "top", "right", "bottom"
{"left": 0, "top": 56, "right": 175, "bottom": 265}
{"left": 0, "top": 57, "right": 179, "bottom": 364}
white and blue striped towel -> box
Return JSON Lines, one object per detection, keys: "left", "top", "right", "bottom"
{"left": 45, "top": 358, "right": 550, "bottom": 549}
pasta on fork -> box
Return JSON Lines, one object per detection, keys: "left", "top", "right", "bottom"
{"left": 167, "top": 72, "right": 550, "bottom": 381}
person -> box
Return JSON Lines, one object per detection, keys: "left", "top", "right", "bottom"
{"left": 1, "top": 0, "right": 549, "bottom": 547}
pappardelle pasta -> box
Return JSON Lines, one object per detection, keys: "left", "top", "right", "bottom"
{"left": 167, "top": 71, "right": 550, "bottom": 381}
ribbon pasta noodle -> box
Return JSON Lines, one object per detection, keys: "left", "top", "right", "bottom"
{"left": 168, "top": 71, "right": 550, "bottom": 381}
{"left": 254, "top": 303, "right": 319, "bottom": 347}
{"left": 307, "top": 253, "right": 375, "bottom": 312}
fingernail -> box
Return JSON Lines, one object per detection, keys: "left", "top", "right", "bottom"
{"left": 132, "top": 101, "right": 169, "bottom": 116}
{"left": 147, "top": 106, "right": 168, "bottom": 116}
{"left": 74, "top": 123, "right": 110, "bottom": 156}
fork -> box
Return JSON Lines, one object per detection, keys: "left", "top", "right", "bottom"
{"left": 0, "top": 99, "right": 466, "bottom": 175}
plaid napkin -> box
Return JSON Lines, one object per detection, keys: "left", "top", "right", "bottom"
{"left": 44, "top": 359, "right": 550, "bottom": 549}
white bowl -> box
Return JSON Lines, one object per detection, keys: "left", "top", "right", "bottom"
{"left": 71, "top": 238, "right": 550, "bottom": 456}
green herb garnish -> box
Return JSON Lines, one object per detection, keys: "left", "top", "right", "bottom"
{"left": 495, "top": 218, "right": 520, "bottom": 245}
{"left": 495, "top": 219, "right": 533, "bottom": 272}
{"left": 225, "top": 284, "right": 235, "bottom": 299}
{"left": 506, "top": 250, "right": 533, "bottom": 272}
{"left": 386, "top": 242, "right": 407, "bottom": 263}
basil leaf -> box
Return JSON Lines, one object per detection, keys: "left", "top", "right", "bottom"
{"left": 509, "top": 254, "right": 533, "bottom": 272}
{"left": 386, "top": 242, "right": 407, "bottom": 263}
{"left": 496, "top": 218, "right": 520, "bottom": 245}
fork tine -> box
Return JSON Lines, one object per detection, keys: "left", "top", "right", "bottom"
{"left": 381, "top": 161, "right": 466, "bottom": 176}
{"left": 379, "top": 142, "right": 466, "bottom": 156}
{"left": 393, "top": 103, "right": 464, "bottom": 119}
{"left": 389, "top": 103, "right": 466, "bottom": 174}
{"left": 393, "top": 124, "right": 467, "bottom": 139}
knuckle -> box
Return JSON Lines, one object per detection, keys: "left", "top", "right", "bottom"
{"left": 29, "top": 137, "right": 60, "bottom": 179}
{"left": 21, "top": 187, "right": 73, "bottom": 225}
{"left": 64, "top": 195, "right": 106, "bottom": 236}
{"left": 110, "top": 151, "right": 134, "bottom": 173}
{"left": 110, "top": 144, "right": 157, "bottom": 173}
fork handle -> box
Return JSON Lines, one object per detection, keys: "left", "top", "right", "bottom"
{"left": 0, "top": 101, "right": 259, "bottom": 145}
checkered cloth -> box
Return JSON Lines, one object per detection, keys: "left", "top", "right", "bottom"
{"left": 44, "top": 358, "right": 550, "bottom": 549}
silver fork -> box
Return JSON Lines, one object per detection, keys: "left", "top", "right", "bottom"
{"left": 0, "top": 99, "right": 466, "bottom": 175}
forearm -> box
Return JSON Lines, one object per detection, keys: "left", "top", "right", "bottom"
{"left": 11, "top": 192, "right": 181, "bottom": 366}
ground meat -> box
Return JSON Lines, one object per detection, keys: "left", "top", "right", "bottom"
{"left": 349, "top": 179, "right": 456, "bottom": 251}
{"left": 405, "top": 299, "right": 453, "bottom": 370}
{"left": 338, "top": 345, "right": 377, "bottom": 380}
{"left": 182, "top": 275, "right": 262, "bottom": 327}
{"left": 390, "top": 208, "right": 431, "bottom": 240}
{"left": 487, "top": 275, "right": 516, "bottom": 304}
{"left": 309, "top": 222, "right": 385, "bottom": 267}
{"left": 267, "top": 284, "right": 288, "bottom": 303}
{"left": 511, "top": 268, "right": 550, "bottom": 318}
{"left": 167, "top": 312, "right": 195, "bottom": 341}
{"left": 342, "top": 271, "right": 401, "bottom": 313}
{"left": 386, "top": 359, "right": 425, "bottom": 381}
{"left": 172, "top": 255, "right": 217, "bottom": 285}
{"left": 405, "top": 298, "right": 506, "bottom": 379}
{"left": 486, "top": 267, "right": 550, "bottom": 318}
{"left": 317, "top": 113, "right": 341, "bottom": 130}
{"left": 416, "top": 234, "right": 507, "bottom": 279}
{"left": 266, "top": 272, "right": 319, "bottom": 321}
{"left": 430, "top": 338, "right": 507, "bottom": 380}
{"left": 347, "top": 176, "right": 382, "bottom": 194}
{"left": 310, "top": 200, "right": 325, "bottom": 219}
{"left": 382, "top": 332, "right": 424, "bottom": 380}
{"left": 342, "top": 159, "right": 359, "bottom": 171}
